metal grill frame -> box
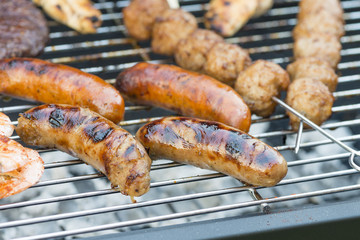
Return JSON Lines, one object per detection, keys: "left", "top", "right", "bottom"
{"left": 1, "top": 0, "right": 360, "bottom": 239}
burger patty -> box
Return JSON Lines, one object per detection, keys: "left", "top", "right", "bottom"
{"left": 0, "top": 0, "right": 49, "bottom": 59}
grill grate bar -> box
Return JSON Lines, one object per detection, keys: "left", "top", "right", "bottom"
{"left": 12, "top": 182, "right": 360, "bottom": 240}
{"left": 1, "top": 168, "right": 358, "bottom": 230}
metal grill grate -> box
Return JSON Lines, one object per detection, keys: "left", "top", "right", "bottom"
{"left": 1, "top": 0, "right": 360, "bottom": 239}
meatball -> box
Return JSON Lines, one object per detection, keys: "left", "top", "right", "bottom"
{"left": 285, "top": 78, "right": 334, "bottom": 131}
{"left": 151, "top": 9, "right": 197, "bottom": 55}
{"left": 203, "top": 42, "right": 252, "bottom": 85}
{"left": 174, "top": 29, "right": 224, "bottom": 72}
{"left": 287, "top": 57, "right": 338, "bottom": 92}
{"left": 235, "top": 60, "right": 290, "bottom": 117}
{"left": 293, "top": 11, "right": 344, "bottom": 40}
{"left": 293, "top": 33, "right": 341, "bottom": 69}
{"left": 122, "top": 0, "right": 169, "bottom": 41}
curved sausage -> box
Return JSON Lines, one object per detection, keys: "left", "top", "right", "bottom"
{"left": 115, "top": 62, "right": 251, "bottom": 132}
{"left": 16, "top": 104, "right": 151, "bottom": 198}
{"left": 0, "top": 58, "right": 125, "bottom": 123}
{"left": 136, "top": 117, "right": 287, "bottom": 187}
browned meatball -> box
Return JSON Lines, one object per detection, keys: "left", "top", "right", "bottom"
{"left": 285, "top": 78, "right": 334, "bottom": 131}
{"left": 174, "top": 29, "right": 224, "bottom": 72}
{"left": 151, "top": 9, "right": 197, "bottom": 55}
{"left": 293, "top": 33, "right": 341, "bottom": 69}
{"left": 287, "top": 57, "right": 338, "bottom": 92}
{"left": 235, "top": 60, "right": 290, "bottom": 117}
{"left": 293, "top": 11, "right": 344, "bottom": 40}
{"left": 297, "top": 0, "right": 343, "bottom": 22}
{"left": 122, "top": 0, "right": 169, "bottom": 41}
{"left": 203, "top": 42, "right": 252, "bottom": 85}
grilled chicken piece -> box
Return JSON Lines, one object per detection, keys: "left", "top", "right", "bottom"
{"left": 0, "top": 135, "right": 44, "bottom": 199}
{"left": 33, "top": 0, "right": 102, "bottom": 34}
{"left": 174, "top": 29, "right": 224, "bottom": 72}
{"left": 123, "top": 0, "right": 169, "bottom": 40}
{"left": 0, "top": 112, "right": 14, "bottom": 137}
{"left": 235, "top": 60, "right": 289, "bottom": 117}
{"left": 287, "top": 58, "right": 338, "bottom": 92}
{"left": 293, "top": 10, "right": 344, "bottom": 40}
{"left": 285, "top": 78, "right": 334, "bottom": 131}
{"left": 204, "top": 0, "right": 273, "bottom": 37}
{"left": 151, "top": 9, "right": 197, "bottom": 55}
{"left": 203, "top": 42, "right": 252, "bottom": 86}
{"left": 253, "top": 0, "right": 274, "bottom": 18}
{"left": 204, "top": 0, "right": 257, "bottom": 37}
{"left": 293, "top": 33, "right": 341, "bottom": 69}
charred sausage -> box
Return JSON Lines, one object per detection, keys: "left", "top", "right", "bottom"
{"left": 115, "top": 62, "right": 252, "bottom": 132}
{"left": 136, "top": 117, "right": 287, "bottom": 187}
{"left": 16, "top": 104, "right": 151, "bottom": 198}
{"left": 0, "top": 58, "right": 125, "bottom": 123}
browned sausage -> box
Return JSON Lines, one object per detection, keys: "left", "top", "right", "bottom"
{"left": 115, "top": 62, "right": 251, "bottom": 132}
{"left": 136, "top": 117, "right": 287, "bottom": 187}
{"left": 0, "top": 58, "right": 125, "bottom": 123}
{"left": 16, "top": 104, "right": 151, "bottom": 198}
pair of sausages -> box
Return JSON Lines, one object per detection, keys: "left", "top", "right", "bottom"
{"left": 17, "top": 105, "right": 287, "bottom": 189}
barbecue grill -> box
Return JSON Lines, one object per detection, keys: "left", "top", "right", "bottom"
{"left": 1, "top": 0, "right": 360, "bottom": 239}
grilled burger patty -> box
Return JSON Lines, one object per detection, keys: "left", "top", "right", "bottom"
{"left": 0, "top": 0, "right": 49, "bottom": 59}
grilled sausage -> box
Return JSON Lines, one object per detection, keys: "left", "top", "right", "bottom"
{"left": 0, "top": 58, "right": 125, "bottom": 123}
{"left": 16, "top": 104, "right": 152, "bottom": 198}
{"left": 136, "top": 117, "right": 287, "bottom": 187}
{"left": 115, "top": 62, "right": 252, "bottom": 132}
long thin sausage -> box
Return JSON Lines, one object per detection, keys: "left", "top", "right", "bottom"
{"left": 0, "top": 58, "right": 125, "bottom": 123}
{"left": 16, "top": 104, "right": 151, "bottom": 198}
{"left": 116, "top": 62, "right": 251, "bottom": 132}
{"left": 136, "top": 117, "right": 287, "bottom": 187}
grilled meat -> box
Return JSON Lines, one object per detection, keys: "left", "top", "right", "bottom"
{"left": 235, "top": 60, "right": 290, "bottom": 117}
{"left": 16, "top": 104, "right": 152, "bottom": 198}
{"left": 0, "top": 0, "right": 48, "bottom": 59}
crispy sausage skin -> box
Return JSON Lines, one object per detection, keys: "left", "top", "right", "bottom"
{"left": 0, "top": 58, "right": 125, "bottom": 123}
{"left": 136, "top": 117, "right": 287, "bottom": 187}
{"left": 115, "top": 63, "right": 251, "bottom": 132}
{"left": 16, "top": 104, "right": 151, "bottom": 198}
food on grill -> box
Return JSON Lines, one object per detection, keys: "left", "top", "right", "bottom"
{"left": 0, "top": 0, "right": 49, "bottom": 59}
{"left": 136, "top": 117, "right": 287, "bottom": 187}
{"left": 293, "top": 11, "right": 345, "bottom": 40}
{"left": 115, "top": 62, "right": 252, "bottom": 132}
{"left": 235, "top": 60, "right": 290, "bottom": 117}
{"left": 203, "top": 42, "right": 252, "bottom": 86}
{"left": 0, "top": 135, "right": 44, "bottom": 199}
{"left": 16, "top": 104, "right": 152, "bottom": 198}
{"left": 123, "top": 0, "right": 170, "bottom": 40}
{"left": 285, "top": 78, "right": 334, "bottom": 131}
{"left": 286, "top": 0, "right": 343, "bottom": 130}
{"left": 151, "top": 8, "right": 197, "bottom": 55}
{"left": 0, "top": 58, "right": 125, "bottom": 124}
{"left": 0, "top": 112, "right": 14, "bottom": 137}
{"left": 287, "top": 57, "right": 338, "bottom": 92}
{"left": 293, "top": 33, "right": 341, "bottom": 69}
{"left": 204, "top": 0, "right": 273, "bottom": 37}
{"left": 33, "top": 0, "right": 102, "bottom": 34}
{"left": 174, "top": 29, "right": 224, "bottom": 72}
